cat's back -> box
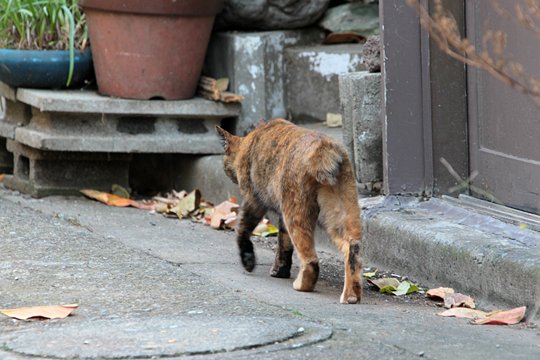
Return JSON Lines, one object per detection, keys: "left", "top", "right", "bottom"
{"left": 240, "top": 118, "right": 346, "bottom": 176}
{"left": 246, "top": 118, "right": 339, "bottom": 152}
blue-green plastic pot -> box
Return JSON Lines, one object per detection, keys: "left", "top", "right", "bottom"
{"left": 0, "top": 48, "right": 94, "bottom": 89}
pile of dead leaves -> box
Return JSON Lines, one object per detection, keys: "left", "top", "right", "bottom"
{"left": 80, "top": 187, "right": 278, "bottom": 236}
{"left": 426, "top": 287, "right": 526, "bottom": 325}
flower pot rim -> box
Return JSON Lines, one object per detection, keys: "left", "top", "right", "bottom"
{"left": 79, "top": 0, "right": 223, "bottom": 16}
{"left": 0, "top": 48, "right": 93, "bottom": 89}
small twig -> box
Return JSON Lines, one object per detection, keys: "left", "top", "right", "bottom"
{"left": 407, "top": 0, "right": 540, "bottom": 104}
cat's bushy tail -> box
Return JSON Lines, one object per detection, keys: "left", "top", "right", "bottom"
{"left": 308, "top": 141, "right": 344, "bottom": 186}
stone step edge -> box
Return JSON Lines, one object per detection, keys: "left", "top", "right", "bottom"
{"left": 362, "top": 196, "right": 540, "bottom": 317}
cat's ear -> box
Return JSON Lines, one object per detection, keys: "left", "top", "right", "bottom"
{"left": 215, "top": 126, "right": 238, "bottom": 152}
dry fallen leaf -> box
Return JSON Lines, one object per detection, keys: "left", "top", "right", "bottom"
{"left": 392, "top": 281, "right": 420, "bottom": 296}
{"left": 426, "top": 287, "right": 455, "bottom": 301}
{"left": 0, "top": 174, "right": 5, "bottom": 182}
{"left": 438, "top": 307, "right": 490, "bottom": 320}
{"left": 172, "top": 190, "right": 201, "bottom": 218}
{"left": 473, "top": 306, "right": 526, "bottom": 325}
{"left": 444, "top": 293, "right": 476, "bottom": 309}
{"left": 0, "top": 304, "right": 78, "bottom": 320}
{"left": 368, "top": 278, "right": 401, "bottom": 294}
{"left": 208, "top": 200, "right": 240, "bottom": 229}
{"left": 81, "top": 189, "right": 135, "bottom": 207}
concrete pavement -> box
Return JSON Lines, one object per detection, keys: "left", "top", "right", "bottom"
{"left": 1, "top": 187, "right": 539, "bottom": 359}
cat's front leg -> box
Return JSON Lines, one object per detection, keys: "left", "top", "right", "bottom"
{"left": 236, "top": 198, "right": 266, "bottom": 272}
{"left": 270, "top": 215, "right": 294, "bottom": 278}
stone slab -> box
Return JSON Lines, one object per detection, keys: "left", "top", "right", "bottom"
{"left": 15, "top": 88, "right": 241, "bottom": 118}
{"left": 339, "top": 71, "right": 382, "bottom": 185}
{"left": 285, "top": 44, "right": 366, "bottom": 123}
{"left": 205, "top": 29, "right": 324, "bottom": 134}
{"left": 15, "top": 113, "right": 224, "bottom": 154}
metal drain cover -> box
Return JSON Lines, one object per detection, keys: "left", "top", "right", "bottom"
{"left": 1, "top": 316, "right": 332, "bottom": 358}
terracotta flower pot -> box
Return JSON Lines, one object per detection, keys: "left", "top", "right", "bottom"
{"left": 79, "top": 0, "right": 223, "bottom": 100}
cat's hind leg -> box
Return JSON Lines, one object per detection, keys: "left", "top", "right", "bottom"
{"left": 270, "top": 215, "right": 294, "bottom": 278}
{"left": 281, "top": 200, "right": 320, "bottom": 292}
{"left": 318, "top": 184, "right": 363, "bottom": 304}
{"left": 237, "top": 198, "right": 266, "bottom": 272}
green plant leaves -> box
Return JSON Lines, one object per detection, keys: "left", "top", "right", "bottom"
{"left": 393, "top": 281, "right": 420, "bottom": 296}
{"left": 0, "top": 1, "right": 87, "bottom": 51}
{"left": 369, "top": 278, "right": 420, "bottom": 296}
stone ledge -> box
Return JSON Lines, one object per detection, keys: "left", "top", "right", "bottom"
{"left": 362, "top": 196, "right": 540, "bottom": 315}
{"left": 15, "top": 88, "right": 241, "bottom": 117}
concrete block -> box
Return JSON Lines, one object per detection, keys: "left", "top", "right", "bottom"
{"left": 0, "top": 92, "right": 30, "bottom": 174}
{"left": 285, "top": 44, "right": 366, "bottom": 123}
{"left": 339, "top": 71, "right": 382, "bottom": 185}
{"left": 15, "top": 111, "right": 225, "bottom": 154}
{"left": 205, "top": 29, "right": 324, "bottom": 134}
{"left": 4, "top": 140, "right": 131, "bottom": 197}
{"left": 0, "top": 96, "right": 31, "bottom": 139}
{"left": 0, "top": 138, "right": 13, "bottom": 173}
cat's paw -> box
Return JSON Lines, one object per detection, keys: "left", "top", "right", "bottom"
{"left": 270, "top": 266, "right": 291, "bottom": 278}
{"left": 241, "top": 252, "right": 256, "bottom": 272}
{"left": 340, "top": 286, "right": 362, "bottom": 304}
{"left": 340, "top": 293, "right": 359, "bottom": 304}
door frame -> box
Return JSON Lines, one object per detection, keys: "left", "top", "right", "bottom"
{"left": 380, "top": 0, "right": 469, "bottom": 196}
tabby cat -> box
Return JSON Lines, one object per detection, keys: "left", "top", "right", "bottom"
{"left": 216, "top": 119, "right": 362, "bottom": 304}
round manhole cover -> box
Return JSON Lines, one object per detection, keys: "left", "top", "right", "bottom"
{"left": 1, "top": 316, "right": 332, "bottom": 358}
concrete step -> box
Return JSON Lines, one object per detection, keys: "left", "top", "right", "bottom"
{"left": 284, "top": 44, "right": 366, "bottom": 123}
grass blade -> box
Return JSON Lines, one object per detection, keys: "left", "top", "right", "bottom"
{"left": 61, "top": 4, "right": 75, "bottom": 86}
